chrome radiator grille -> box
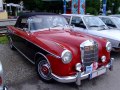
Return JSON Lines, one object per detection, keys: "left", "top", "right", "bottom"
{"left": 80, "top": 40, "right": 98, "bottom": 66}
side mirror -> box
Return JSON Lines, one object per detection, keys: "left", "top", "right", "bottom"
{"left": 23, "top": 28, "right": 31, "bottom": 35}
{"left": 23, "top": 28, "right": 28, "bottom": 31}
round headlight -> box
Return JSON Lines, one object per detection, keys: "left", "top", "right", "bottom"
{"left": 106, "top": 41, "right": 112, "bottom": 52}
{"left": 101, "top": 56, "right": 106, "bottom": 63}
{"left": 61, "top": 50, "right": 72, "bottom": 64}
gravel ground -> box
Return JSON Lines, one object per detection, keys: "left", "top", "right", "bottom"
{"left": 0, "top": 44, "right": 120, "bottom": 90}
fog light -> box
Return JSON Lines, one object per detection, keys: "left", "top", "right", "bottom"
{"left": 101, "top": 56, "right": 106, "bottom": 63}
{"left": 76, "top": 63, "right": 82, "bottom": 71}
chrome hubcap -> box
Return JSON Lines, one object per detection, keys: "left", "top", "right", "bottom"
{"left": 38, "top": 60, "right": 52, "bottom": 80}
{"left": 41, "top": 64, "right": 49, "bottom": 75}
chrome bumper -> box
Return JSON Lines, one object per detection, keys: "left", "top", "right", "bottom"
{"left": 52, "top": 58, "right": 114, "bottom": 85}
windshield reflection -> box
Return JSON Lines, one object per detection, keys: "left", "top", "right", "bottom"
{"left": 84, "top": 16, "right": 108, "bottom": 30}
{"left": 111, "top": 17, "right": 120, "bottom": 28}
{"left": 29, "top": 15, "right": 68, "bottom": 30}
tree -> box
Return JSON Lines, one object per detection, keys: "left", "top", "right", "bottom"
{"left": 23, "top": 0, "right": 43, "bottom": 11}
{"left": 86, "top": 0, "right": 100, "bottom": 15}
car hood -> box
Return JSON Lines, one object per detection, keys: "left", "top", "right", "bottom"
{"left": 33, "top": 30, "right": 94, "bottom": 51}
{"left": 90, "top": 29, "right": 120, "bottom": 41}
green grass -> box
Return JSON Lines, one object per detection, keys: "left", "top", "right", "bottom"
{"left": 0, "top": 35, "right": 8, "bottom": 44}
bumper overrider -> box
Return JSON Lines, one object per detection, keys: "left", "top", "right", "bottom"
{"left": 52, "top": 58, "right": 114, "bottom": 85}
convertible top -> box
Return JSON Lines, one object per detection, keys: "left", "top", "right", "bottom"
{"left": 15, "top": 12, "right": 58, "bottom": 27}
{"left": 19, "top": 12, "right": 58, "bottom": 18}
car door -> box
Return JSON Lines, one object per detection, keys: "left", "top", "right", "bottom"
{"left": 12, "top": 18, "right": 38, "bottom": 63}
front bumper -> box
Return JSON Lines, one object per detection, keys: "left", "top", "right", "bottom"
{"left": 52, "top": 58, "right": 114, "bottom": 85}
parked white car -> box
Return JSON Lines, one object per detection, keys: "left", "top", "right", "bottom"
{"left": 63, "top": 14, "right": 120, "bottom": 51}
{"left": 99, "top": 16, "right": 120, "bottom": 29}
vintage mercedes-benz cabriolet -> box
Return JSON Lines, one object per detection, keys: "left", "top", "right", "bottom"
{"left": 7, "top": 13, "right": 113, "bottom": 85}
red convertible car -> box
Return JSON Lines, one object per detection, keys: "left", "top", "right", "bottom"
{"left": 7, "top": 13, "right": 114, "bottom": 85}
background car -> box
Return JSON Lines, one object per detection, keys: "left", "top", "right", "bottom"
{"left": 0, "top": 61, "right": 7, "bottom": 90}
{"left": 99, "top": 16, "right": 120, "bottom": 29}
{"left": 109, "top": 14, "right": 120, "bottom": 18}
{"left": 7, "top": 13, "right": 113, "bottom": 85}
{"left": 63, "top": 14, "right": 120, "bottom": 51}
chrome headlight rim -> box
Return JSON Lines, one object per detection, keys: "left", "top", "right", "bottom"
{"left": 106, "top": 41, "right": 112, "bottom": 52}
{"left": 61, "top": 50, "right": 72, "bottom": 64}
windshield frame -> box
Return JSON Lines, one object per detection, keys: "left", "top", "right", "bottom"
{"left": 28, "top": 15, "right": 69, "bottom": 31}
{"left": 83, "top": 16, "right": 108, "bottom": 30}
{"left": 111, "top": 17, "right": 120, "bottom": 29}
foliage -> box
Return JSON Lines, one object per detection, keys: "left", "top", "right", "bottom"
{"left": 86, "top": 0, "right": 100, "bottom": 15}
{"left": 86, "top": 7, "right": 98, "bottom": 15}
{"left": 23, "top": 0, "right": 43, "bottom": 11}
{"left": 0, "top": 36, "right": 8, "bottom": 44}
{"left": 4, "top": 0, "right": 120, "bottom": 14}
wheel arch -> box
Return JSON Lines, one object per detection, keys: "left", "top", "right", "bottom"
{"left": 34, "top": 52, "right": 50, "bottom": 65}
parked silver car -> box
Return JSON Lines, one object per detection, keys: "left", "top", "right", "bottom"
{"left": 63, "top": 14, "right": 120, "bottom": 51}
{"left": 99, "top": 16, "right": 120, "bottom": 29}
{"left": 0, "top": 61, "right": 7, "bottom": 90}
{"left": 109, "top": 14, "right": 120, "bottom": 18}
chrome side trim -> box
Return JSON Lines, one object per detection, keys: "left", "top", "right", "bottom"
{"left": 13, "top": 45, "right": 35, "bottom": 64}
{"left": 8, "top": 31, "right": 61, "bottom": 59}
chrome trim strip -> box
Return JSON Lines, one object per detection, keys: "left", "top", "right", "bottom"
{"left": 52, "top": 73, "right": 77, "bottom": 83}
{"left": 8, "top": 31, "right": 61, "bottom": 59}
{"left": 13, "top": 45, "right": 35, "bottom": 64}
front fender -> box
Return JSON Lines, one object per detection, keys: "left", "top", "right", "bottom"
{"left": 34, "top": 37, "right": 65, "bottom": 58}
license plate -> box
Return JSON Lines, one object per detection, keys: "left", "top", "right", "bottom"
{"left": 86, "top": 66, "right": 92, "bottom": 73}
{"left": 90, "top": 68, "right": 107, "bottom": 79}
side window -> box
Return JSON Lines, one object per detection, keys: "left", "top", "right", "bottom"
{"left": 15, "top": 18, "right": 28, "bottom": 29}
{"left": 101, "top": 17, "right": 116, "bottom": 28}
{"left": 71, "top": 17, "right": 86, "bottom": 28}
{"left": 20, "top": 18, "right": 28, "bottom": 29}
{"left": 63, "top": 16, "right": 71, "bottom": 23}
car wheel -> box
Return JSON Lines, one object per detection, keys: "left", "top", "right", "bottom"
{"left": 36, "top": 58, "right": 53, "bottom": 82}
{"left": 9, "top": 37, "right": 15, "bottom": 50}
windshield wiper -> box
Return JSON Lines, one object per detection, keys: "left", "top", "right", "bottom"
{"left": 49, "top": 24, "right": 64, "bottom": 31}
{"left": 99, "top": 25, "right": 105, "bottom": 27}
{"left": 89, "top": 25, "right": 99, "bottom": 27}
{"left": 51, "top": 24, "right": 64, "bottom": 28}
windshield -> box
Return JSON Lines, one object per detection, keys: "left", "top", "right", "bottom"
{"left": 29, "top": 15, "right": 68, "bottom": 30}
{"left": 83, "top": 16, "right": 108, "bottom": 30}
{"left": 111, "top": 17, "right": 120, "bottom": 28}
